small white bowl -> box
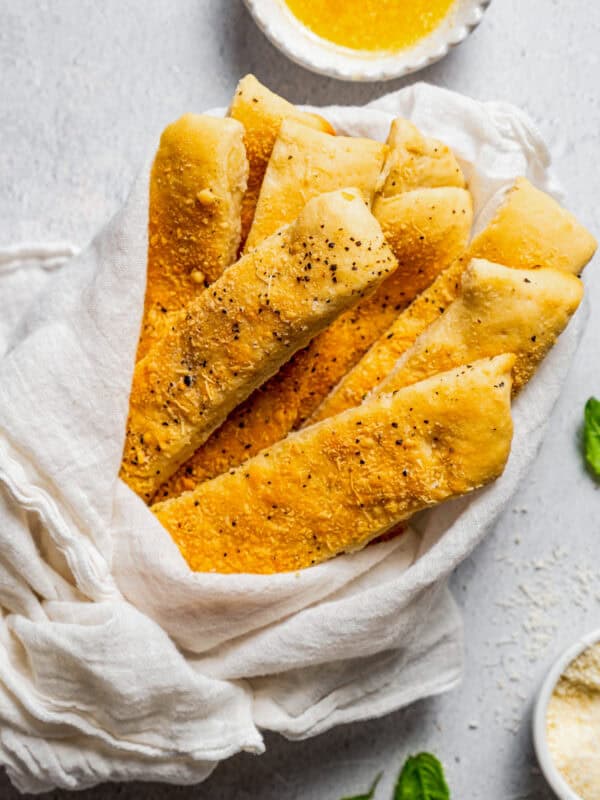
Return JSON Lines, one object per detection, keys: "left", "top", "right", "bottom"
{"left": 532, "top": 627, "right": 600, "bottom": 800}
{"left": 243, "top": 0, "right": 492, "bottom": 82}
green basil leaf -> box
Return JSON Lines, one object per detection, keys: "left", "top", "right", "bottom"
{"left": 394, "top": 752, "right": 450, "bottom": 800}
{"left": 584, "top": 397, "right": 600, "bottom": 480}
{"left": 340, "top": 772, "right": 382, "bottom": 800}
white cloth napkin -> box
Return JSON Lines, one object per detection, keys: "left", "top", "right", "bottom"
{"left": 0, "top": 83, "right": 586, "bottom": 794}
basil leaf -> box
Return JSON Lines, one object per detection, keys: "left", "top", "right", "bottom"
{"left": 394, "top": 752, "right": 450, "bottom": 800}
{"left": 584, "top": 397, "right": 600, "bottom": 480}
{"left": 341, "top": 772, "right": 382, "bottom": 800}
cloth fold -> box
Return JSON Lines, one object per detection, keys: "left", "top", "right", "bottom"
{"left": 0, "top": 84, "right": 585, "bottom": 793}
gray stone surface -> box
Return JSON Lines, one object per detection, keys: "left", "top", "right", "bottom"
{"left": 1, "top": 1, "right": 599, "bottom": 797}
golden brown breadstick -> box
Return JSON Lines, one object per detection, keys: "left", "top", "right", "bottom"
{"left": 375, "top": 117, "right": 466, "bottom": 197}
{"left": 153, "top": 355, "right": 515, "bottom": 574}
{"left": 229, "top": 74, "right": 335, "bottom": 248}
{"left": 470, "top": 177, "right": 597, "bottom": 274}
{"left": 244, "top": 119, "right": 387, "bottom": 250}
{"left": 374, "top": 259, "right": 583, "bottom": 398}
{"left": 137, "top": 114, "right": 248, "bottom": 359}
{"left": 121, "top": 189, "right": 396, "bottom": 502}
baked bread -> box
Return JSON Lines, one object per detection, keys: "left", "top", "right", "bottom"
{"left": 244, "top": 118, "right": 387, "bottom": 250}
{"left": 229, "top": 74, "right": 335, "bottom": 248}
{"left": 137, "top": 114, "right": 248, "bottom": 358}
{"left": 158, "top": 128, "right": 472, "bottom": 500}
{"left": 121, "top": 189, "right": 396, "bottom": 501}
{"left": 470, "top": 177, "right": 597, "bottom": 274}
{"left": 153, "top": 355, "right": 515, "bottom": 574}
{"left": 374, "top": 259, "right": 583, "bottom": 399}
{"left": 375, "top": 117, "right": 466, "bottom": 197}
{"left": 312, "top": 178, "right": 596, "bottom": 422}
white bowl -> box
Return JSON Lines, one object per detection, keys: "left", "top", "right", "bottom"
{"left": 243, "top": 0, "right": 492, "bottom": 82}
{"left": 532, "top": 627, "right": 600, "bottom": 800}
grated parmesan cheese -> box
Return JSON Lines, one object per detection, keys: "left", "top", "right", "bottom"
{"left": 547, "top": 642, "right": 600, "bottom": 799}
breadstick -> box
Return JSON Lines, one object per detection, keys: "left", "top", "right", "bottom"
{"left": 375, "top": 117, "right": 466, "bottom": 197}
{"left": 229, "top": 74, "right": 335, "bottom": 248}
{"left": 470, "top": 177, "right": 596, "bottom": 274}
{"left": 374, "top": 259, "right": 583, "bottom": 398}
{"left": 121, "top": 189, "right": 396, "bottom": 501}
{"left": 138, "top": 114, "right": 248, "bottom": 358}
{"left": 244, "top": 119, "right": 387, "bottom": 251}
{"left": 153, "top": 355, "right": 515, "bottom": 574}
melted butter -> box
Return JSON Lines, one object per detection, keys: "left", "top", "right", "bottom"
{"left": 284, "top": 0, "right": 457, "bottom": 53}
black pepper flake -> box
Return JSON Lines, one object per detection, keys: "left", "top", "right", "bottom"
{"left": 183, "top": 375, "right": 192, "bottom": 387}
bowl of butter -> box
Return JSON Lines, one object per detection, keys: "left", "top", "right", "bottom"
{"left": 533, "top": 629, "right": 600, "bottom": 800}
{"left": 243, "top": 0, "right": 492, "bottom": 81}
